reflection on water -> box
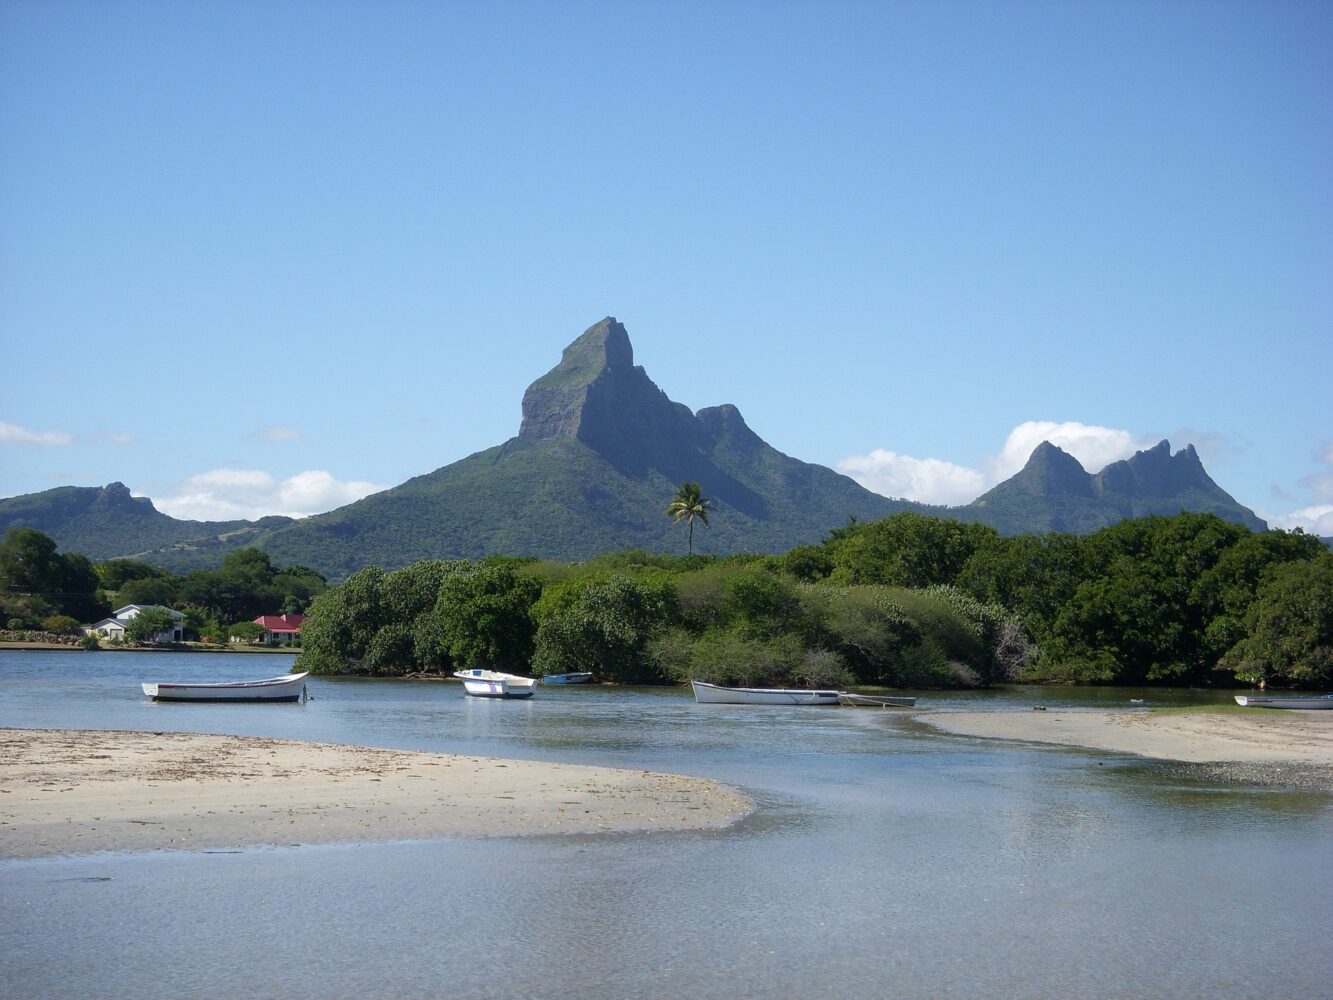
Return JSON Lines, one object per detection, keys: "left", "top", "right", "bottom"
{"left": 2, "top": 651, "right": 1331, "bottom": 999}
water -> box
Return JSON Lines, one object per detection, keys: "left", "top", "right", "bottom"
{"left": 2, "top": 650, "right": 1330, "bottom": 999}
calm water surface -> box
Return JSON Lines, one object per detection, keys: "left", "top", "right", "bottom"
{"left": 2, "top": 650, "right": 1330, "bottom": 999}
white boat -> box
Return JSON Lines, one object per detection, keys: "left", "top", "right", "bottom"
{"left": 837, "top": 692, "right": 916, "bottom": 708}
{"left": 141, "top": 672, "right": 309, "bottom": 702}
{"left": 453, "top": 668, "right": 538, "bottom": 699}
{"left": 1234, "top": 694, "right": 1333, "bottom": 709}
{"left": 690, "top": 680, "right": 841, "bottom": 705}
{"left": 542, "top": 672, "right": 594, "bottom": 685}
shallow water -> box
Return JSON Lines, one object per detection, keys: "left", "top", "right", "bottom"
{"left": 2, "top": 651, "right": 1330, "bottom": 999}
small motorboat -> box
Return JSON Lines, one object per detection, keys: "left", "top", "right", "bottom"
{"left": 1234, "top": 694, "right": 1333, "bottom": 709}
{"left": 141, "top": 672, "right": 309, "bottom": 703}
{"left": 690, "top": 680, "right": 840, "bottom": 706}
{"left": 542, "top": 672, "right": 594, "bottom": 685}
{"left": 454, "top": 668, "right": 538, "bottom": 699}
{"left": 837, "top": 692, "right": 916, "bottom": 708}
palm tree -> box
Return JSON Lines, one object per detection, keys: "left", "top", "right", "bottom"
{"left": 666, "top": 482, "right": 712, "bottom": 556}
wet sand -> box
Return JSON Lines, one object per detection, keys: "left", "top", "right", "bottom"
{"left": 0, "top": 728, "right": 752, "bottom": 860}
{"left": 921, "top": 709, "right": 1333, "bottom": 788}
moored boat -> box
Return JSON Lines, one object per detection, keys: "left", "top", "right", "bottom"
{"left": 690, "top": 680, "right": 840, "bottom": 706}
{"left": 454, "top": 668, "right": 538, "bottom": 699}
{"left": 837, "top": 692, "right": 916, "bottom": 708}
{"left": 542, "top": 672, "right": 594, "bottom": 685}
{"left": 141, "top": 672, "right": 309, "bottom": 703}
{"left": 1234, "top": 694, "right": 1333, "bottom": 709}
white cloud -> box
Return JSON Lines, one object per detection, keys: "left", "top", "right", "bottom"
{"left": 838, "top": 420, "right": 1158, "bottom": 506}
{"left": 1263, "top": 444, "right": 1333, "bottom": 535}
{"left": 0, "top": 421, "right": 73, "bottom": 447}
{"left": 1262, "top": 505, "right": 1333, "bottom": 536}
{"left": 835, "top": 450, "right": 986, "bottom": 507}
{"left": 990, "top": 421, "right": 1156, "bottom": 482}
{"left": 149, "top": 468, "right": 388, "bottom": 521}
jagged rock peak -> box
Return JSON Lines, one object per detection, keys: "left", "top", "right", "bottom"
{"left": 697, "top": 404, "right": 763, "bottom": 451}
{"left": 98, "top": 482, "right": 154, "bottom": 508}
{"left": 1096, "top": 439, "right": 1213, "bottom": 496}
{"left": 1007, "top": 441, "right": 1095, "bottom": 496}
{"left": 519, "top": 317, "right": 696, "bottom": 452}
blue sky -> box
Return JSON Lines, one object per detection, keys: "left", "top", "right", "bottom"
{"left": 3, "top": 1, "right": 1330, "bottom": 534}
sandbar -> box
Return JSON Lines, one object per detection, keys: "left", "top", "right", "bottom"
{"left": 920, "top": 709, "right": 1333, "bottom": 786}
{"left": 0, "top": 728, "right": 752, "bottom": 860}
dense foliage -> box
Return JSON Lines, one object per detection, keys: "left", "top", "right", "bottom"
{"left": 775, "top": 511, "right": 1329, "bottom": 688}
{"left": 296, "top": 548, "right": 1035, "bottom": 689}
{"left": 8, "top": 511, "right": 1329, "bottom": 690}
{"left": 0, "top": 528, "right": 325, "bottom": 638}
{"left": 292, "top": 510, "right": 1331, "bottom": 689}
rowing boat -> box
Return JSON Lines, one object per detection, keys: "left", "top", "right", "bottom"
{"left": 837, "top": 692, "right": 916, "bottom": 708}
{"left": 1234, "top": 694, "right": 1333, "bottom": 709}
{"left": 141, "top": 672, "right": 309, "bottom": 702}
{"left": 690, "top": 680, "right": 840, "bottom": 705}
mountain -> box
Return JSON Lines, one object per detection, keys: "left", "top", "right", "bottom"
{"left": 965, "top": 439, "right": 1267, "bottom": 534}
{"left": 1, "top": 317, "right": 1267, "bottom": 577}
{"left": 0, "top": 482, "right": 293, "bottom": 570}
{"left": 258, "top": 318, "right": 920, "bottom": 576}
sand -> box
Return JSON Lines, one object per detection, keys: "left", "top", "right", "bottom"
{"left": 0, "top": 728, "right": 752, "bottom": 860}
{"left": 921, "top": 709, "right": 1333, "bottom": 786}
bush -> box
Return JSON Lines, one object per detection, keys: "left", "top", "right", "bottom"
{"left": 7, "top": 618, "right": 25, "bottom": 630}
{"left": 42, "top": 615, "right": 82, "bottom": 635}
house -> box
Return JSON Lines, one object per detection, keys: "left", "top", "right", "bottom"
{"left": 83, "top": 605, "right": 186, "bottom": 643}
{"left": 252, "top": 613, "right": 304, "bottom": 645}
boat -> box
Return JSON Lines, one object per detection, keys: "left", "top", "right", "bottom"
{"left": 1234, "top": 694, "right": 1333, "bottom": 709}
{"left": 690, "top": 680, "right": 840, "bottom": 705}
{"left": 837, "top": 692, "right": 916, "bottom": 708}
{"left": 542, "top": 672, "right": 594, "bottom": 685}
{"left": 453, "top": 668, "right": 538, "bottom": 699}
{"left": 141, "top": 672, "right": 309, "bottom": 703}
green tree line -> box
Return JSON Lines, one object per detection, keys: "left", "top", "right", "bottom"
{"left": 296, "top": 512, "right": 1331, "bottom": 689}
{"left": 0, "top": 528, "right": 326, "bottom": 639}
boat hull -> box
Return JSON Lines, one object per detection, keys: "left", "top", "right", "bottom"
{"left": 454, "top": 669, "right": 538, "bottom": 699}
{"left": 690, "top": 680, "right": 841, "bottom": 705}
{"left": 542, "top": 672, "right": 594, "bottom": 685}
{"left": 141, "top": 672, "right": 309, "bottom": 702}
{"left": 1235, "top": 694, "right": 1333, "bottom": 709}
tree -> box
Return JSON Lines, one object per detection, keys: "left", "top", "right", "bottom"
{"left": 666, "top": 482, "right": 712, "bottom": 556}
{"left": 227, "top": 621, "right": 266, "bottom": 643}
{"left": 430, "top": 564, "right": 541, "bottom": 671}
{"left": 1220, "top": 556, "right": 1333, "bottom": 688}
{"left": 125, "top": 608, "right": 178, "bottom": 644}
{"left": 532, "top": 574, "right": 675, "bottom": 682}
{"left": 825, "top": 513, "right": 998, "bottom": 589}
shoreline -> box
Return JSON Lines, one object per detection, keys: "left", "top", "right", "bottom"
{"left": 919, "top": 709, "right": 1333, "bottom": 789}
{"left": 0, "top": 728, "right": 753, "bottom": 860}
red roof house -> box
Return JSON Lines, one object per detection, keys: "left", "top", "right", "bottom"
{"left": 253, "top": 613, "right": 304, "bottom": 644}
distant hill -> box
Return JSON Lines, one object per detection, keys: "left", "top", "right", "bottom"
{"left": 0, "top": 482, "right": 293, "bottom": 571}
{"left": 0, "top": 317, "right": 1267, "bottom": 577}
{"left": 962, "top": 439, "right": 1268, "bottom": 534}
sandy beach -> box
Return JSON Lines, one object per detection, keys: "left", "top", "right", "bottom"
{"left": 0, "top": 728, "right": 752, "bottom": 860}
{"left": 921, "top": 709, "right": 1333, "bottom": 787}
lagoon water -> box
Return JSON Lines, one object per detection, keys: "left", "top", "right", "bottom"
{"left": 2, "top": 650, "right": 1330, "bottom": 999}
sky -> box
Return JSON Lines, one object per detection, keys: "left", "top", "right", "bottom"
{"left": 2, "top": 1, "right": 1330, "bottom": 535}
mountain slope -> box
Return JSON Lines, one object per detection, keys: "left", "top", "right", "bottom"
{"left": 0, "top": 482, "right": 293, "bottom": 565}
{"left": 967, "top": 439, "right": 1266, "bottom": 534}
{"left": 261, "top": 319, "right": 916, "bottom": 576}
{"left": 2, "top": 317, "right": 1267, "bottom": 577}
